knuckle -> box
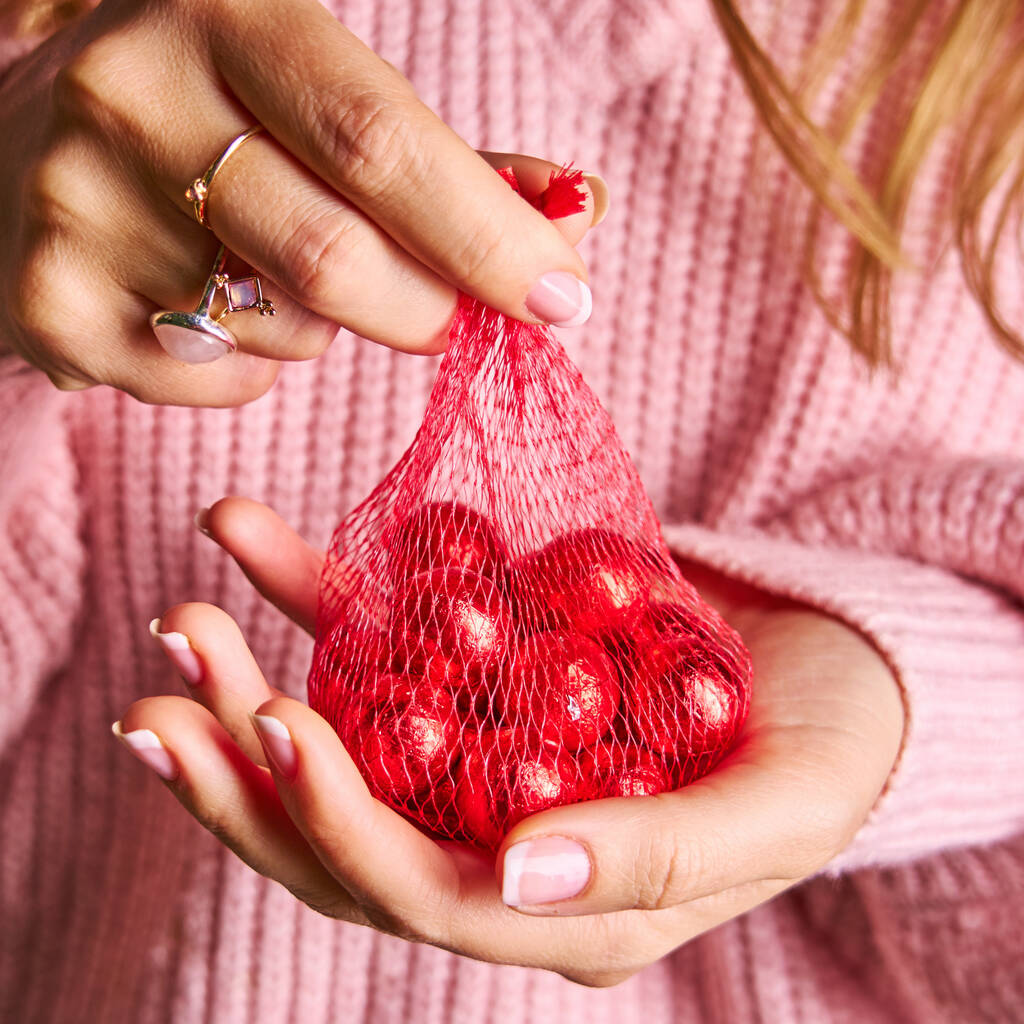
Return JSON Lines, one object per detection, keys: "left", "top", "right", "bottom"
{"left": 230, "top": 361, "right": 281, "bottom": 405}
{"left": 52, "top": 40, "right": 126, "bottom": 125}
{"left": 445, "top": 221, "right": 507, "bottom": 292}
{"left": 8, "top": 244, "right": 63, "bottom": 341}
{"left": 350, "top": 894, "right": 446, "bottom": 947}
{"left": 274, "top": 209, "right": 363, "bottom": 312}
{"left": 635, "top": 827, "right": 709, "bottom": 911}
{"left": 190, "top": 805, "right": 262, "bottom": 866}
{"left": 46, "top": 371, "right": 94, "bottom": 392}
{"left": 286, "top": 881, "right": 352, "bottom": 921}
{"left": 362, "top": 897, "right": 439, "bottom": 946}
{"left": 280, "top": 320, "right": 335, "bottom": 362}
{"left": 357, "top": 902, "right": 414, "bottom": 940}
{"left": 23, "top": 154, "right": 76, "bottom": 227}
{"left": 198, "top": 812, "right": 233, "bottom": 845}
{"left": 320, "top": 88, "right": 416, "bottom": 199}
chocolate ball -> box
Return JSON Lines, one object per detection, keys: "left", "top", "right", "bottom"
{"left": 391, "top": 568, "right": 514, "bottom": 685}
{"left": 627, "top": 637, "right": 747, "bottom": 760}
{"left": 344, "top": 676, "right": 458, "bottom": 806}
{"left": 581, "top": 743, "right": 672, "bottom": 798}
{"left": 514, "top": 529, "right": 652, "bottom": 641}
{"left": 310, "top": 622, "right": 389, "bottom": 732}
{"left": 454, "top": 728, "right": 579, "bottom": 849}
{"left": 392, "top": 502, "right": 507, "bottom": 583}
{"left": 498, "top": 631, "right": 620, "bottom": 751}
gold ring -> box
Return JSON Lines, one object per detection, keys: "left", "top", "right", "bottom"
{"left": 185, "top": 125, "right": 264, "bottom": 228}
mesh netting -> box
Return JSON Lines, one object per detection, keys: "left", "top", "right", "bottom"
{"left": 308, "top": 168, "right": 752, "bottom": 851}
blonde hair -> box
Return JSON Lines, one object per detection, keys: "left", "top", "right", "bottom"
{"left": 710, "top": 0, "right": 1024, "bottom": 365}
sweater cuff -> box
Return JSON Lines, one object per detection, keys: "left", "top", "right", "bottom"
{"left": 662, "top": 523, "right": 1024, "bottom": 872}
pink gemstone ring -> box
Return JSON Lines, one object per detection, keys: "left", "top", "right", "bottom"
{"left": 150, "top": 245, "right": 276, "bottom": 364}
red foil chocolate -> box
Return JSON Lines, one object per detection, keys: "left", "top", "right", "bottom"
{"left": 343, "top": 677, "right": 458, "bottom": 806}
{"left": 627, "top": 637, "right": 747, "bottom": 762}
{"left": 391, "top": 568, "right": 514, "bottom": 685}
{"left": 454, "top": 728, "right": 580, "bottom": 849}
{"left": 498, "top": 631, "right": 620, "bottom": 751}
{"left": 581, "top": 744, "right": 672, "bottom": 798}
{"left": 392, "top": 501, "right": 507, "bottom": 583}
{"left": 514, "top": 529, "right": 652, "bottom": 641}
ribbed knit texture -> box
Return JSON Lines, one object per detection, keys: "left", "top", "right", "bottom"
{"left": 2, "top": 1, "right": 1024, "bottom": 1021}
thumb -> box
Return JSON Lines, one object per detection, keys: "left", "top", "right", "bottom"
{"left": 495, "top": 743, "right": 850, "bottom": 916}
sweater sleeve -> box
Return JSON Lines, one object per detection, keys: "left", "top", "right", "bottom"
{"left": 0, "top": 355, "right": 86, "bottom": 752}
{"left": 661, "top": 456, "right": 1024, "bottom": 873}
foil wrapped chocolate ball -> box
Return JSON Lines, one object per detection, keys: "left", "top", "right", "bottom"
{"left": 627, "top": 637, "right": 748, "bottom": 762}
{"left": 390, "top": 568, "right": 515, "bottom": 685}
{"left": 498, "top": 630, "right": 620, "bottom": 751}
{"left": 581, "top": 743, "right": 672, "bottom": 798}
{"left": 344, "top": 677, "right": 458, "bottom": 806}
{"left": 513, "top": 529, "right": 652, "bottom": 641}
{"left": 392, "top": 502, "right": 507, "bottom": 583}
{"left": 454, "top": 728, "right": 580, "bottom": 849}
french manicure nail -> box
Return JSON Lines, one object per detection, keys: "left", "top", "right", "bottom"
{"left": 525, "top": 272, "right": 593, "bottom": 328}
{"left": 582, "top": 172, "right": 609, "bottom": 226}
{"left": 194, "top": 507, "right": 212, "bottom": 536}
{"left": 251, "top": 713, "right": 298, "bottom": 780}
{"left": 502, "top": 836, "right": 591, "bottom": 907}
{"left": 149, "top": 618, "right": 203, "bottom": 686}
{"left": 111, "top": 721, "right": 178, "bottom": 781}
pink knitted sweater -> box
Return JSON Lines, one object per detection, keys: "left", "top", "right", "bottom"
{"left": 3, "top": 1, "right": 1024, "bottom": 1021}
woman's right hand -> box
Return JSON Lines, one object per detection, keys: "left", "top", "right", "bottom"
{"left": 0, "top": 0, "right": 603, "bottom": 405}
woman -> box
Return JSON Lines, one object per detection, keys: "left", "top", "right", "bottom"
{"left": 1, "top": 0, "right": 1022, "bottom": 1020}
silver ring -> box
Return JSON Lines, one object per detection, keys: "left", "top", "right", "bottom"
{"left": 150, "top": 245, "right": 276, "bottom": 364}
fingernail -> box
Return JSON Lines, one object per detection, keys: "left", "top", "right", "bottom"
{"left": 194, "top": 507, "right": 212, "bottom": 536}
{"left": 502, "top": 836, "right": 591, "bottom": 907}
{"left": 251, "top": 713, "right": 298, "bottom": 780}
{"left": 111, "top": 721, "right": 178, "bottom": 781}
{"left": 582, "top": 172, "right": 609, "bottom": 226}
{"left": 525, "top": 272, "right": 593, "bottom": 327}
{"left": 149, "top": 618, "right": 203, "bottom": 686}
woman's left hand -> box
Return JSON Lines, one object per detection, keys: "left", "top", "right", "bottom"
{"left": 116, "top": 498, "right": 905, "bottom": 987}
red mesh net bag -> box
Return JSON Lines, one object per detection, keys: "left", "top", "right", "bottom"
{"left": 308, "top": 168, "right": 753, "bottom": 851}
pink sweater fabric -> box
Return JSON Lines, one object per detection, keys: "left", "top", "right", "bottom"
{"left": 3, "top": 1, "right": 1024, "bottom": 1021}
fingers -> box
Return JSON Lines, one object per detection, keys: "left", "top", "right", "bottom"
{"left": 199, "top": 497, "right": 323, "bottom": 634}
{"left": 113, "top": 695, "right": 367, "bottom": 925}
{"left": 478, "top": 153, "right": 609, "bottom": 241}
{"left": 151, "top": 136, "right": 604, "bottom": 356}
{"left": 208, "top": 0, "right": 593, "bottom": 325}
{"left": 149, "top": 602, "right": 284, "bottom": 765}
{"left": 12, "top": 252, "right": 282, "bottom": 406}
{"left": 248, "top": 695, "right": 463, "bottom": 943}
{"left": 9, "top": 1, "right": 609, "bottom": 406}
{"left": 151, "top": 126, "right": 458, "bottom": 355}
{"left": 129, "top": 233, "right": 343, "bottom": 365}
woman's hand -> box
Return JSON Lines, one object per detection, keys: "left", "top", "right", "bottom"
{"left": 116, "top": 498, "right": 904, "bottom": 987}
{"left": 0, "top": 0, "right": 602, "bottom": 403}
